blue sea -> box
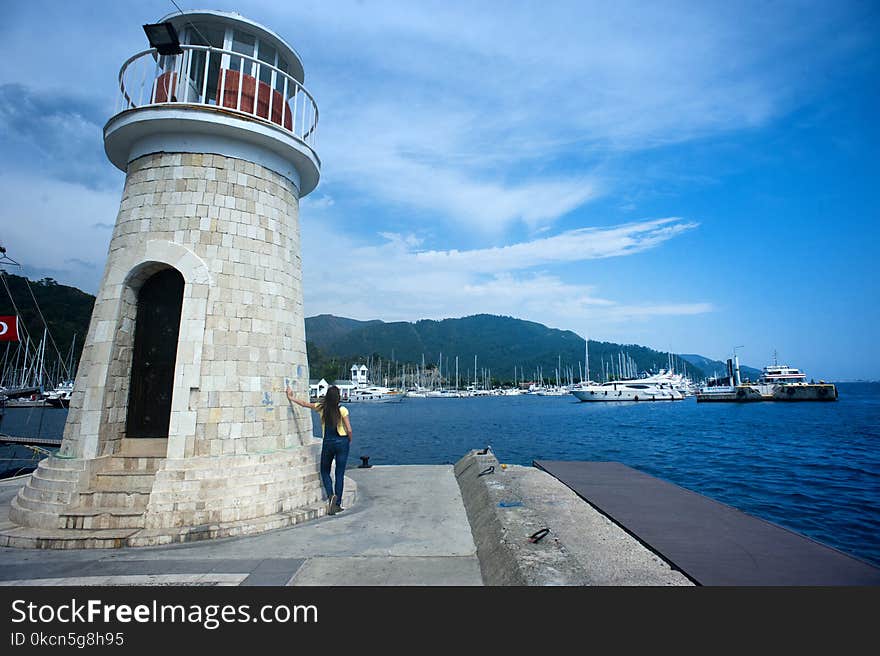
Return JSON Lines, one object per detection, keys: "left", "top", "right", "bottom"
{"left": 2, "top": 383, "right": 877, "bottom": 568}
{"left": 347, "top": 382, "right": 880, "bottom": 569}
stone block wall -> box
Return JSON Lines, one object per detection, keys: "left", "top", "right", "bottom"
{"left": 63, "top": 151, "right": 314, "bottom": 461}
{"left": 12, "top": 150, "right": 325, "bottom": 538}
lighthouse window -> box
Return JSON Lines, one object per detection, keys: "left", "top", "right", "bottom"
{"left": 187, "top": 24, "right": 224, "bottom": 48}
{"left": 257, "top": 42, "right": 277, "bottom": 86}
{"left": 186, "top": 25, "right": 225, "bottom": 101}
{"left": 230, "top": 30, "right": 256, "bottom": 74}
{"left": 275, "top": 57, "right": 290, "bottom": 93}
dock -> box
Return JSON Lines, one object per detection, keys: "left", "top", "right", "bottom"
{"left": 0, "top": 452, "right": 876, "bottom": 585}
{"left": 0, "top": 434, "right": 62, "bottom": 447}
{"left": 534, "top": 460, "right": 880, "bottom": 585}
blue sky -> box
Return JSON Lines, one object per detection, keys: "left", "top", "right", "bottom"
{"left": 0, "top": 1, "right": 877, "bottom": 379}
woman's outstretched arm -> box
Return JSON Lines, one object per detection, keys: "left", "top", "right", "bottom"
{"left": 286, "top": 385, "right": 319, "bottom": 410}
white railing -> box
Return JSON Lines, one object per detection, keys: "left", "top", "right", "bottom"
{"left": 115, "top": 45, "right": 318, "bottom": 151}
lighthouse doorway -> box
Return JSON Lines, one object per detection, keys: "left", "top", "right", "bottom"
{"left": 125, "top": 267, "right": 184, "bottom": 439}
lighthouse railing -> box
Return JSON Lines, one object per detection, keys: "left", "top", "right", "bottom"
{"left": 115, "top": 45, "right": 319, "bottom": 151}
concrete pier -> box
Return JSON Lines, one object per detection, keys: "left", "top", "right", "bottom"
{"left": 0, "top": 466, "right": 481, "bottom": 586}
{"left": 0, "top": 453, "right": 689, "bottom": 586}
{"left": 3, "top": 450, "right": 873, "bottom": 585}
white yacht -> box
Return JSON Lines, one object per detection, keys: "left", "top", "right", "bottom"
{"left": 638, "top": 369, "right": 694, "bottom": 396}
{"left": 571, "top": 378, "right": 683, "bottom": 402}
{"left": 44, "top": 380, "right": 74, "bottom": 408}
{"left": 347, "top": 385, "right": 405, "bottom": 403}
{"left": 536, "top": 386, "right": 568, "bottom": 396}
{"left": 426, "top": 389, "right": 462, "bottom": 398}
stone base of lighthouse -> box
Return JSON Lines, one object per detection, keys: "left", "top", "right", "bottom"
{"left": 1, "top": 152, "right": 344, "bottom": 548}
{"left": 1, "top": 447, "right": 356, "bottom": 549}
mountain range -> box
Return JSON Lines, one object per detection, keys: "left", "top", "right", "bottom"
{"left": 0, "top": 273, "right": 760, "bottom": 386}
{"left": 304, "top": 313, "right": 762, "bottom": 383}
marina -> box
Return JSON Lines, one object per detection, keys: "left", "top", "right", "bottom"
{"left": 2, "top": 383, "right": 877, "bottom": 569}
{"left": 0, "top": 5, "right": 875, "bottom": 598}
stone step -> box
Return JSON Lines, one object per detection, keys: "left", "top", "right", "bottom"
{"left": 60, "top": 508, "right": 146, "bottom": 530}
{"left": 102, "top": 456, "right": 165, "bottom": 473}
{"left": 93, "top": 471, "right": 155, "bottom": 492}
{"left": 0, "top": 525, "right": 139, "bottom": 549}
{"left": 8, "top": 497, "right": 63, "bottom": 530}
{"left": 157, "top": 467, "right": 319, "bottom": 485}
{"left": 161, "top": 454, "right": 315, "bottom": 471}
{"left": 32, "top": 465, "right": 83, "bottom": 483}
{"left": 26, "top": 475, "right": 79, "bottom": 493}
{"left": 129, "top": 501, "right": 328, "bottom": 547}
{"left": 19, "top": 484, "right": 74, "bottom": 506}
{"left": 77, "top": 490, "right": 151, "bottom": 510}
{"left": 42, "top": 457, "right": 88, "bottom": 471}
{"left": 14, "top": 491, "right": 71, "bottom": 514}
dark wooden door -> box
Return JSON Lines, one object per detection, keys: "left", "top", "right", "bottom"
{"left": 126, "top": 268, "right": 184, "bottom": 438}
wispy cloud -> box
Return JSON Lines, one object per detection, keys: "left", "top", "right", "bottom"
{"left": 289, "top": 1, "right": 870, "bottom": 231}
{"left": 0, "top": 172, "right": 118, "bottom": 293}
{"left": 414, "top": 218, "right": 698, "bottom": 272}
{"left": 302, "top": 216, "right": 710, "bottom": 331}
{"left": 0, "top": 84, "right": 119, "bottom": 190}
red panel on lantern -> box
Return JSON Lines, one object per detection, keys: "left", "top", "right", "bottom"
{"left": 217, "top": 68, "right": 293, "bottom": 130}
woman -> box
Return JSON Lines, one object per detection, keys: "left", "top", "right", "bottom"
{"left": 286, "top": 384, "right": 353, "bottom": 515}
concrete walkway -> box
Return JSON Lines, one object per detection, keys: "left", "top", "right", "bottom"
{"left": 0, "top": 466, "right": 483, "bottom": 586}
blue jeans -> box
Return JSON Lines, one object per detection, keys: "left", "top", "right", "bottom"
{"left": 320, "top": 433, "right": 350, "bottom": 503}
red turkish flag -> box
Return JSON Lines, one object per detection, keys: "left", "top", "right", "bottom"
{"left": 0, "top": 316, "right": 19, "bottom": 341}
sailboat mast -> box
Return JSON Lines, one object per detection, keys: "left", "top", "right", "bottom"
{"left": 585, "top": 335, "right": 590, "bottom": 382}
{"left": 38, "top": 327, "right": 47, "bottom": 390}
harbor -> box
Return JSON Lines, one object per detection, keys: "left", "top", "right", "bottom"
{"left": 0, "top": 5, "right": 876, "bottom": 597}
{"left": 2, "top": 383, "right": 878, "bottom": 571}
{"left": 1, "top": 448, "right": 877, "bottom": 585}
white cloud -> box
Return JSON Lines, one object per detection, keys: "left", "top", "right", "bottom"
{"left": 316, "top": 100, "right": 601, "bottom": 232}
{"left": 414, "top": 218, "right": 698, "bottom": 272}
{"left": 0, "top": 172, "right": 120, "bottom": 293}
{"left": 301, "top": 216, "right": 711, "bottom": 332}
{"left": 302, "top": 194, "right": 335, "bottom": 210}
{"left": 290, "top": 1, "right": 869, "bottom": 231}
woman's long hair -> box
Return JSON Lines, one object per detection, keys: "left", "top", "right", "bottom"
{"left": 318, "top": 385, "right": 342, "bottom": 435}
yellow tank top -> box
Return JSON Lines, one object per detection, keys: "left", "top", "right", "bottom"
{"left": 318, "top": 405, "right": 349, "bottom": 437}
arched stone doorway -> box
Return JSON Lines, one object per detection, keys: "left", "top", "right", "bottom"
{"left": 125, "top": 267, "right": 185, "bottom": 438}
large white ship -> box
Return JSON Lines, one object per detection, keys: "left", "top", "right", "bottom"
{"left": 571, "top": 375, "right": 684, "bottom": 402}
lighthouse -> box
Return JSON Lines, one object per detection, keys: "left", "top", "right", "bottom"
{"left": 3, "top": 10, "right": 331, "bottom": 547}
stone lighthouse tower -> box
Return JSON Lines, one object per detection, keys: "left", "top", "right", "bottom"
{"left": 2, "top": 10, "right": 333, "bottom": 548}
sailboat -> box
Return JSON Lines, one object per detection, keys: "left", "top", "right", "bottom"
{"left": 1, "top": 251, "right": 77, "bottom": 406}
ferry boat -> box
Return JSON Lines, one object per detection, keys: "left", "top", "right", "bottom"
{"left": 750, "top": 364, "right": 837, "bottom": 401}
{"left": 696, "top": 359, "right": 837, "bottom": 402}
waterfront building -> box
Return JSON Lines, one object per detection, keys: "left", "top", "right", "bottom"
{"left": 308, "top": 378, "right": 356, "bottom": 399}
